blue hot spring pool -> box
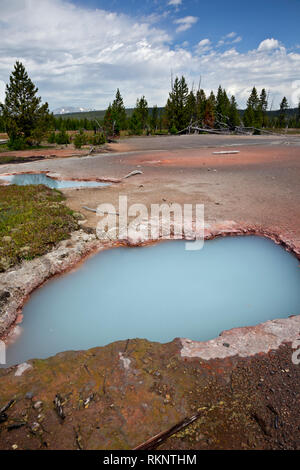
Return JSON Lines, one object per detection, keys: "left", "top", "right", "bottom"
{"left": 0, "top": 173, "right": 110, "bottom": 189}
{"left": 4, "top": 236, "right": 300, "bottom": 366}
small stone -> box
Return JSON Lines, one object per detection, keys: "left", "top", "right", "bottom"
{"left": 12, "top": 444, "right": 18, "bottom": 450}
{"left": 25, "top": 392, "right": 34, "bottom": 400}
{"left": 33, "top": 401, "right": 43, "bottom": 410}
{"left": 31, "top": 422, "right": 40, "bottom": 432}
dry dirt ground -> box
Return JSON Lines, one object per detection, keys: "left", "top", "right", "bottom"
{"left": 1, "top": 134, "right": 299, "bottom": 243}
{"left": 0, "top": 134, "right": 300, "bottom": 450}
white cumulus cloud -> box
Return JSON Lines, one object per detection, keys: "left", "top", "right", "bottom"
{"left": 0, "top": 1, "right": 299, "bottom": 110}
{"left": 195, "top": 39, "right": 212, "bottom": 54}
{"left": 174, "top": 16, "right": 198, "bottom": 33}
{"left": 258, "top": 38, "right": 281, "bottom": 51}
{"left": 168, "top": 0, "right": 182, "bottom": 5}
{"left": 225, "top": 32, "right": 237, "bottom": 39}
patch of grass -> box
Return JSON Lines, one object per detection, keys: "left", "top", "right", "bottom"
{"left": 0, "top": 185, "right": 78, "bottom": 271}
{"left": 0, "top": 155, "right": 36, "bottom": 164}
{"left": 0, "top": 144, "right": 9, "bottom": 153}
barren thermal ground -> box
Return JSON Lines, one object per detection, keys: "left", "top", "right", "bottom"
{"left": 0, "top": 134, "right": 300, "bottom": 450}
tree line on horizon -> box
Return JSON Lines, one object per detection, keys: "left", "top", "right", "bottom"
{"left": 1, "top": 62, "right": 300, "bottom": 150}
{"left": 51, "top": 81, "right": 300, "bottom": 135}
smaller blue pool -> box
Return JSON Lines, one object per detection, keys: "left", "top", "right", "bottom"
{"left": 0, "top": 173, "right": 111, "bottom": 189}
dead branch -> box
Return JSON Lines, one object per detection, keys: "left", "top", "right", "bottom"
{"left": 123, "top": 170, "right": 143, "bottom": 179}
{"left": 133, "top": 413, "right": 200, "bottom": 450}
{"left": 82, "top": 206, "right": 119, "bottom": 216}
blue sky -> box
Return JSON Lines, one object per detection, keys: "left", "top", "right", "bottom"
{"left": 0, "top": 0, "right": 300, "bottom": 110}
{"left": 72, "top": 0, "right": 300, "bottom": 51}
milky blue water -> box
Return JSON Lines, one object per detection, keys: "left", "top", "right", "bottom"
{"left": 0, "top": 173, "right": 110, "bottom": 189}
{"left": 4, "top": 236, "right": 300, "bottom": 366}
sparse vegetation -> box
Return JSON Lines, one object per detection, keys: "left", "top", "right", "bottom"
{"left": 0, "top": 185, "right": 78, "bottom": 271}
{"left": 88, "top": 132, "right": 106, "bottom": 146}
{"left": 74, "top": 129, "right": 88, "bottom": 148}
{"left": 55, "top": 128, "right": 70, "bottom": 145}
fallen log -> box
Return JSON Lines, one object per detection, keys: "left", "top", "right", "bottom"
{"left": 82, "top": 206, "right": 96, "bottom": 213}
{"left": 133, "top": 413, "right": 200, "bottom": 450}
{"left": 123, "top": 170, "right": 143, "bottom": 179}
{"left": 82, "top": 206, "right": 119, "bottom": 216}
{"left": 212, "top": 150, "right": 240, "bottom": 155}
{"left": 0, "top": 399, "right": 15, "bottom": 414}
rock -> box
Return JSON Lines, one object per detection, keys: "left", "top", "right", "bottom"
{"left": 0, "top": 291, "right": 10, "bottom": 302}
{"left": 31, "top": 422, "right": 40, "bottom": 432}
{"left": 33, "top": 401, "right": 43, "bottom": 410}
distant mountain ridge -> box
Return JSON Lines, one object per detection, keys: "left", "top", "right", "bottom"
{"left": 52, "top": 106, "right": 95, "bottom": 115}
{"left": 53, "top": 107, "right": 164, "bottom": 120}
{"left": 53, "top": 106, "right": 299, "bottom": 120}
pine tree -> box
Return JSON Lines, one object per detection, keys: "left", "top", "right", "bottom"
{"left": 150, "top": 105, "right": 158, "bottom": 132}
{"left": 103, "top": 104, "right": 114, "bottom": 135}
{"left": 243, "top": 87, "right": 262, "bottom": 128}
{"left": 195, "top": 89, "right": 206, "bottom": 123}
{"left": 215, "top": 86, "right": 230, "bottom": 128}
{"left": 279, "top": 96, "right": 288, "bottom": 127}
{"left": 228, "top": 96, "right": 240, "bottom": 129}
{"left": 186, "top": 90, "right": 197, "bottom": 124}
{"left": 111, "top": 89, "right": 127, "bottom": 134}
{"left": 129, "top": 109, "right": 142, "bottom": 135}
{"left": 259, "top": 89, "right": 268, "bottom": 127}
{"left": 135, "top": 96, "right": 148, "bottom": 131}
{"left": 203, "top": 93, "right": 216, "bottom": 128}
{"left": 1, "top": 61, "right": 50, "bottom": 147}
{"left": 165, "top": 76, "right": 189, "bottom": 131}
